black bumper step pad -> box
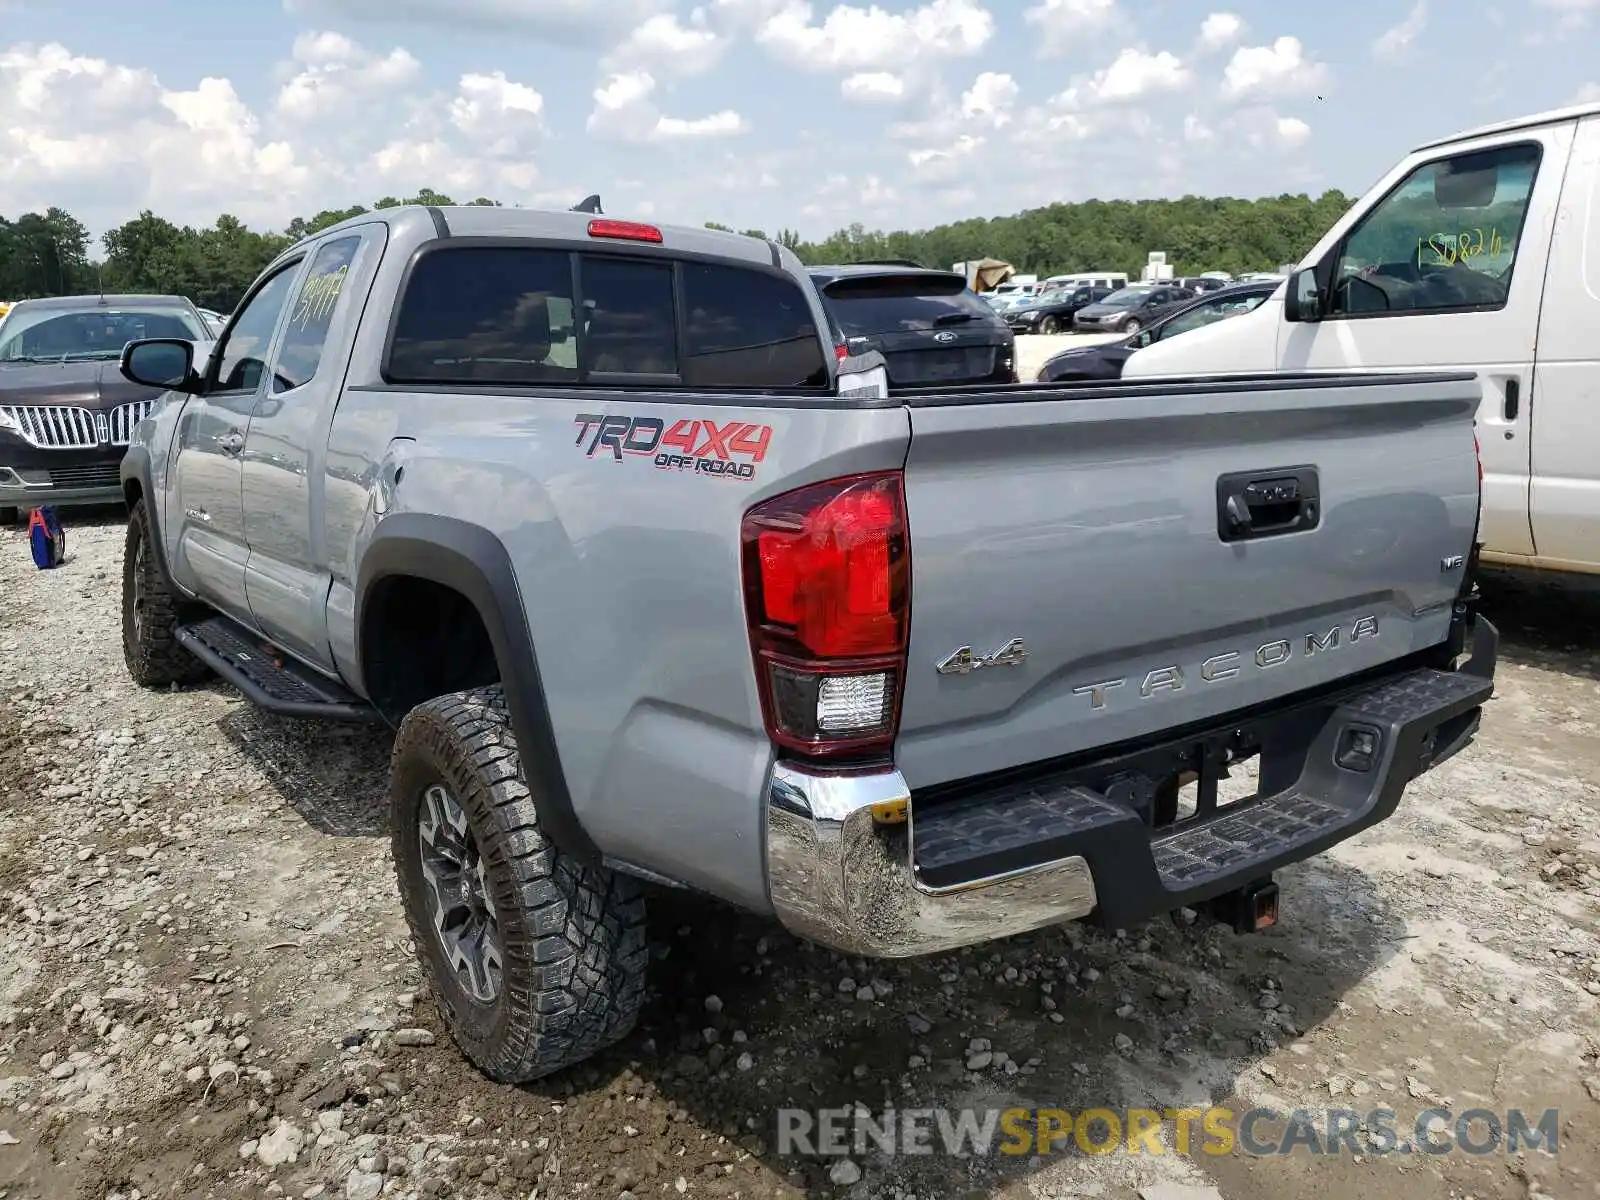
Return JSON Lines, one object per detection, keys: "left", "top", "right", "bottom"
{"left": 911, "top": 658, "right": 1494, "bottom": 929}
{"left": 176, "top": 616, "right": 380, "bottom": 722}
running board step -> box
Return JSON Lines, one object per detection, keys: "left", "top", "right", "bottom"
{"left": 176, "top": 616, "right": 381, "bottom": 722}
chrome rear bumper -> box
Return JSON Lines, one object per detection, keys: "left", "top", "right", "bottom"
{"left": 764, "top": 762, "right": 1098, "bottom": 957}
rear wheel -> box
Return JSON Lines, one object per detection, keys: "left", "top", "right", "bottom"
{"left": 1122, "top": 318, "right": 1142, "bottom": 334}
{"left": 123, "top": 498, "right": 210, "bottom": 686}
{"left": 390, "top": 686, "right": 648, "bottom": 1082}
{"left": 1039, "top": 316, "right": 1061, "bottom": 334}
{"left": 0, "top": 507, "right": 18, "bottom": 528}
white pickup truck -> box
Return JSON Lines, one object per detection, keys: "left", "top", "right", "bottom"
{"left": 1126, "top": 99, "right": 1600, "bottom": 577}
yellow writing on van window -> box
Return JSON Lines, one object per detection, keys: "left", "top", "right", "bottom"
{"left": 1417, "top": 227, "right": 1504, "bottom": 268}
{"left": 292, "top": 265, "right": 348, "bottom": 330}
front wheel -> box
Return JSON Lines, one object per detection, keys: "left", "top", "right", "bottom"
{"left": 123, "top": 498, "right": 210, "bottom": 686}
{"left": 1122, "top": 318, "right": 1142, "bottom": 334}
{"left": 390, "top": 686, "right": 649, "bottom": 1082}
{"left": 1038, "top": 316, "right": 1061, "bottom": 335}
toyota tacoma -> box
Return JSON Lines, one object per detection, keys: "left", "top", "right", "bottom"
{"left": 114, "top": 204, "right": 1497, "bottom": 1082}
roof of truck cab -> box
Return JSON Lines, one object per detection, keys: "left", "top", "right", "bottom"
{"left": 1414, "top": 100, "right": 1600, "bottom": 151}
{"left": 300, "top": 204, "right": 786, "bottom": 270}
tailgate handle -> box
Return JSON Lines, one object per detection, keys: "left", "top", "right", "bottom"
{"left": 1217, "top": 466, "right": 1320, "bottom": 543}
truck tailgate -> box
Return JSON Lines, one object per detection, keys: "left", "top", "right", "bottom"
{"left": 895, "top": 373, "right": 1481, "bottom": 790}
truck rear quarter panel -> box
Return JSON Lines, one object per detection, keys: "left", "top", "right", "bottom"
{"left": 327, "top": 384, "right": 909, "bottom": 912}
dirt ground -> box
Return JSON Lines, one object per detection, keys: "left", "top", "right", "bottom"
{"left": 0, "top": 513, "right": 1596, "bottom": 1200}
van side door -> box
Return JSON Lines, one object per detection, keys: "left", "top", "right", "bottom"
{"left": 1278, "top": 123, "right": 1576, "bottom": 558}
{"left": 1528, "top": 114, "right": 1600, "bottom": 571}
{"left": 241, "top": 224, "right": 387, "bottom": 672}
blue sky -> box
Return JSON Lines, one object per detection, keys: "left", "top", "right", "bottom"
{"left": 0, "top": 0, "right": 1594, "bottom": 245}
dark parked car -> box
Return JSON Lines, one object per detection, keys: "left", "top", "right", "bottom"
{"left": 1038, "top": 281, "right": 1278, "bottom": 382}
{"left": 1174, "top": 275, "right": 1229, "bottom": 293}
{"left": 0, "top": 293, "right": 210, "bottom": 523}
{"left": 1006, "top": 285, "right": 1112, "bottom": 334}
{"left": 1071, "top": 284, "right": 1195, "bottom": 334}
{"left": 809, "top": 264, "right": 1016, "bottom": 388}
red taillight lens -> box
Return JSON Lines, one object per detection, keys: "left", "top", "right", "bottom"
{"left": 587, "top": 218, "right": 663, "bottom": 243}
{"left": 835, "top": 343, "right": 849, "bottom": 361}
{"left": 742, "top": 472, "right": 910, "bottom": 758}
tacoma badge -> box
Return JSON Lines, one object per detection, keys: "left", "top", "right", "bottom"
{"left": 937, "top": 638, "right": 1028, "bottom": 676}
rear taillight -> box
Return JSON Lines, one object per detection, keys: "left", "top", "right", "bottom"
{"left": 741, "top": 472, "right": 910, "bottom": 758}
{"left": 835, "top": 343, "right": 849, "bottom": 360}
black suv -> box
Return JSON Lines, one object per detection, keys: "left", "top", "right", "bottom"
{"left": 809, "top": 264, "right": 1016, "bottom": 388}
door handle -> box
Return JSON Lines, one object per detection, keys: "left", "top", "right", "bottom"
{"left": 1216, "top": 466, "right": 1321, "bottom": 543}
{"left": 1502, "top": 378, "right": 1519, "bottom": 421}
{"left": 219, "top": 430, "right": 245, "bottom": 455}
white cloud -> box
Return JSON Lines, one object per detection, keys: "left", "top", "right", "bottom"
{"left": 755, "top": 0, "right": 994, "bottom": 72}
{"left": 1087, "top": 48, "right": 1189, "bottom": 102}
{"left": 586, "top": 70, "right": 749, "bottom": 142}
{"left": 1183, "top": 113, "right": 1213, "bottom": 142}
{"left": 1222, "top": 36, "right": 1331, "bottom": 101}
{"left": 1274, "top": 115, "right": 1311, "bottom": 147}
{"left": 1570, "top": 81, "right": 1600, "bottom": 103}
{"left": 1023, "top": 0, "right": 1120, "bottom": 56}
{"left": 0, "top": 41, "right": 306, "bottom": 231}
{"left": 283, "top": 0, "right": 663, "bottom": 44}
{"left": 275, "top": 31, "right": 421, "bottom": 121}
{"left": 908, "top": 133, "right": 985, "bottom": 181}
{"left": 1373, "top": 2, "right": 1427, "bottom": 62}
{"left": 841, "top": 71, "right": 905, "bottom": 102}
{"left": 1197, "top": 12, "right": 1243, "bottom": 51}
{"left": 603, "top": 11, "right": 726, "bottom": 76}
{"left": 961, "top": 71, "right": 1018, "bottom": 125}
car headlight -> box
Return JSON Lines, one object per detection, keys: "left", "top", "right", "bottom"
{"left": 1019, "top": 310, "right": 1042, "bottom": 323}
{"left": 0, "top": 407, "right": 17, "bottom": 433}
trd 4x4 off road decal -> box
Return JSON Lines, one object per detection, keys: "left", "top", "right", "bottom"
{"left": 573, "top": 414, "right": 773, "bottom": 480}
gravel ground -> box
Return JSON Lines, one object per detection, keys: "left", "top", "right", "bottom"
{"left": 1, "top": 513, "right": 1597, "bottom": 1200}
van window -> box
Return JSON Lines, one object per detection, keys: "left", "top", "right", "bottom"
{"left": 1329, "top": 141, "right": 1541, "bottom": 317}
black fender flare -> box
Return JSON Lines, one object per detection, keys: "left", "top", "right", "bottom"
{"left": 355, "top": 514, "right": 599, "bottom": 863}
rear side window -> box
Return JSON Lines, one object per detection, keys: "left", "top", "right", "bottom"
{"left": 387, "top": 246, "right": 825, "bottom": 389}
{"left": 275, "top": 236, "right": 360, "bottom": 392}
{"left": 820, "top": 275, "right": 998, "bottom": 337}
{"left": 682, "top": 262, "right": 827, "bottom": 387}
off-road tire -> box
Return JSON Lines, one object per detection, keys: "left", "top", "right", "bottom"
{"left": 1039, "top": 316, "right": 1061, "bottom": 334}
{"left": 122, "top": 498, "right": 210, "bottom": 687}
{"left": 390, "top": 686, "right": 648, "bottom": 1082}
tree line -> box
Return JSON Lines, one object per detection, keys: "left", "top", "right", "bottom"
{"left": 2, "top": 188, "right": 1357, "bottom": 314}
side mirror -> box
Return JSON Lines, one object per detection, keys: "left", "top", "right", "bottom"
{"left": 121, "top": 338, "right": 199, "bottom": 393}
{"left": 1284, "top": 267, "right": 1323, "bottom": 323}
{"left": 1132, "top": 331, "right": 1154, "bottom": 348}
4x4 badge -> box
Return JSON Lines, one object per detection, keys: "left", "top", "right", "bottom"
{"left": 936, "top": 638, "right": 1028, "bottom": 676}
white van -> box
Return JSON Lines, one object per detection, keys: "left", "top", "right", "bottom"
{"left": 1045, "top": 272, "right": 1129, "bottom": 292}
{"left": 1124, "top": 100, "right": 1600, "bottom": 576}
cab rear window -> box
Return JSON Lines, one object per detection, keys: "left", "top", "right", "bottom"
{"left": 385, "top": 245, "right": 829, "bottom": 390}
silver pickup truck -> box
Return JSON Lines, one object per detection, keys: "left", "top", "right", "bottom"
{"left": 115, "top": 205, "right": 1498, "bottom": 1083}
